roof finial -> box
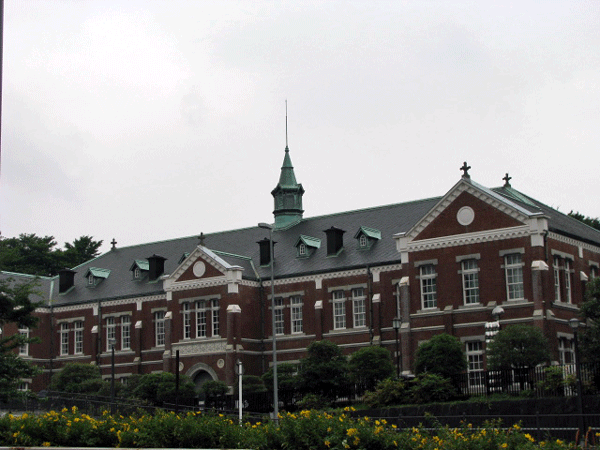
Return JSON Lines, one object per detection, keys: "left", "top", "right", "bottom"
{"left": 285, "top": 99, "right": 288, "bottom": 150}
{"left": 111, "top": 238, "right": 117, "bottom": 250}
{"left": 198, "top": 232, "right": 205, "bottom": 246}
{"left": 460, "top": 161, "right": 471, "bottom": 179}
{"left": 503, "top": 173, "right": 512, "bottom": 188}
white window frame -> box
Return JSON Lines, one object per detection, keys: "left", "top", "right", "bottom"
{"left": 154, "top": 311, "right": 166, "bottom": 347}
{"left": 558, "top": 337, "right": 575, "bottom": 365}
{"left": 504, "top": 253, "right": 524, "bottom": 301}
{"left": 290, "top": 295, "right": 303, "bottom": 334}
{"left": 333, "top": 290, "right": 346, "bottom": 330}
{"left": 359, "top": 234, "right": 368, "bottom": 248}
{"left": 211, "top": 299, "right": 220, "bottom": 337}
{"left": 461, "top": 259, "right": 480, "bottom": 305}
{"left": 298, "top": 243, "right": 307, "bottom": 256}
{"left": 196, "top": 300, "right": 207, "bottom": 338}
{"left": 121, "top": 316, "right": 131, "bottom": 350}
{"left": 60, "top": 323, "right": 69, "bottom": 355}
{"left": 466, "top": 341, "right": 484, "bottom": 387}
{"left": 564, "top": 259, "right": 572, "bottom": 304}
{"left": 182, "top": 302, "right": 191, "bottom": 339}
{"left": 134, "top": 267, "right": 141, "bottom": 279}
{"left": 352, "top": 287, "right": 366, "bottom": 328}
{"left": 18, "top": 327, "right": 29, "bottom": 356}
{"left": 274, "top": 297, "right": 285, "bottom": 335}
{"left": 420, "top": 264, "right": 437, "bottom": 309}
{"left": 74, "top": 321, "right": 84, "bottom": 354}
{"left": 88, "top": 274, "right": 95, "bottom": 285}
{"left": 554, "top": 256, "right": 561, "bottom": 302}
{"left": 106, "top": 316, "right": 116, "bottom": 351}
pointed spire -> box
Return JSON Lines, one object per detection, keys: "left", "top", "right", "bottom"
{"left": 271, "top": 101, "right": 304, "bottom": 229}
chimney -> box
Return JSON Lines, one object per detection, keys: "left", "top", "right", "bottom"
{"left": 324, "top": 227, "right": 345, "bottom": 256}
{"left": 258, "top": 238, "right": 276, "bottom": 266}
{"left": 58, "top": 268, "right": 77, "bottom": 293}
{"left": 147, "top": 255, "right": 167, "bottom": 281}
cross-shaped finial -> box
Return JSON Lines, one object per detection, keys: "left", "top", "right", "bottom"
{"left": 460, "top": 161, "right": 471, "bottom": 179}
{"left": 198, "top": 232, "right": 205, "bottom": 246}
{"left": 503, "top": 173, "right": 512, "bottom": 188}
{"left": 111, "top": 238, "right": 117, "bottom": 250}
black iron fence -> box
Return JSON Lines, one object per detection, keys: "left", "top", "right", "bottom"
{"left": 451, "top": 363, "right": 600, "bottom": 398}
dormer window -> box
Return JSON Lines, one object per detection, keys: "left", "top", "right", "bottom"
{"left": 84, "top": 267, "right": 111, "bottom": 288}
{"left": 130, "top": 260, "right": 149, "bottom": 280}
{"left": 295, "top": 235, "right": 321, "bottom": 258}
{"left": 353, "top": 226, "right": 381, "bottom": 250}
{"left": 359, "top": 235, "right": 367, "bottom": 248}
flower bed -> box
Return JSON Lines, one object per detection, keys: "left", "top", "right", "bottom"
{"left": 0, "top": 406, "right": 585, "bottom": 449}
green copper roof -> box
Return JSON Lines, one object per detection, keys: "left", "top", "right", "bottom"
{"left": 272, "top": 146, "right": 305, "bottom": 229}
{"left": 277, "top": 147, "right": 299, "bottom": 188}
{"left": 354, "top": 226, "right": 382, "bottom": 240}
{"left": 130, "top": 260, "right": 149, "bottom": 271}
{"left": 87, "top": 267, "right": 111, "bottom": 279}
{"left": 296, "top": 235, "right": 321, "bottom": 249}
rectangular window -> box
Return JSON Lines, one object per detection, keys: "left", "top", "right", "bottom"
{"left": 291, "top": 295, "right": 303, "bottom": 333}
{"left": 558, "top": 337, "right": 574, "bottom": 365}
{"left": 420, "top": 264, "right": 437, "bottom": 309}
{"left": 352, "top": 287, "right": 366, "bottom": 328}
{"left": 106, "top": 317, "right": 116, "bottom": 351}
{"left": 333, "top": 290, "right": 346, "bottom": 330}
{"left": 211, "top": 299, "right": 220, "bottom": 336}
{"left": 466, "top": 341, "right": 484, "bottom": 386}
{"left": 18, "top": 327, "right": 29, "bottom": 356}
{"left": 554, "top": 257, "right": 561, "bottom": 302}
{"left": 155, "top": 311, "right": 165, "bottom": 347}
{"left": 182, "top": 302, "right": 191, "bottom": 339}
{"left": 121, "top": 316, "right": 131, "bottom": 350}
{"left": 462, "top": 259, "right": 480, "bottom": 305}
{"left": 60, "top": 323, "right": 69, "bottom": 355}
{"left": 74, "top": 321, "right": 84, "bottom": 354}
{"left": 564, "top": 260, "right": 572, "bottom": 304}
{"left": 591, "top": 266, "right": 599, "bottom": 279}
{"left": 196, "top": 301, "right": 207, "bottom": 337}
{"left": 504, "top": 254, "right": 524, "bottom": 301}
{"left": 274, "top": 297, "right": 285, "bottom": 335}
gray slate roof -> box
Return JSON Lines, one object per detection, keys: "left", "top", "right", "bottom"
{"left": 3, "top": 183, "right": 599, "bottom": 307}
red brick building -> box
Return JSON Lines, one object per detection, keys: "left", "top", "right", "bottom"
{"left": 2, "top": 150, "right": 599, "bottom": 394}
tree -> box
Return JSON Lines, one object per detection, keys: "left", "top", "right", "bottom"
{"left": 49, "top": 363, "right": 107, "bottom": 394}
{"left": 569, "top": 211, "right": 600, "bottom": 231}
{"left": 61, "top": 235, "right": 103, "bottom": 268}
{"left": 486, "top": 324, "right": 551, "bottom": 370}
{"left": 414, "top": 333, "right": 467, "bottom": 379}
{"left": 262, "top": 362, "right": 297, "bottom": 391}
{"left": 348, "top": 346, "right": 394, "bottom": 393}
{"left": 0, "top": 234, "right": 103, "bottom": 276}
{"left": 0, "top": 278, "right": 42, "bottom": 401}
{"left": 579, "top": 277, "right": 600, "bottom": 364}
{"left": 124, "top": 372, "right": 196, "bottom": 406}
{"left": 297, "top": 340, "right": 348, "bottom": 400}
{"left": 0, "top": 234, "right": 61, "bottom": 276}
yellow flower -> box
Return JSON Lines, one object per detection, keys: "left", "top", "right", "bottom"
{"left": 42, "top": 442, "right": 51, "bottom": 447}
{"left": 324, "top": 440, "right": 331, "bottom": 448}
{"left": 347, "top": 428, "right": 358, "bottom": 437}
{"left": 525, "top": 433, "right": 534, "bottom": 442}
{"left": 556, "top": 439, "right": 563, "bottom": 445}
{"left": 501, "top": 443, "right": 508, "bottom": 448}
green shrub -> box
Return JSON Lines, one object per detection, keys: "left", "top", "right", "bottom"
{"left": 363, "top": 377, "right": 408, "bottom": 408}
{"left": 409, "top": 373, "right": 456, "bottom": 404}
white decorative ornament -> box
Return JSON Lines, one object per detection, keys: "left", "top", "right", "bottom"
{"left": 179, "top": 362, "right": 184, "bottom": 372}
{"left": 193, "top": 261, "right": 206, "bottom": 278}
{"left": 457, "top": 206, "right": 475, "bottom": 226}
{"left": 217, "top": 359, "right": 225, "bottom": 369}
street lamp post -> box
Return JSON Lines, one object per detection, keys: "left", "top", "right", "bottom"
{"left": 392, "top": 317, "right": 401, "bottom": 378}
{"left": 108, "top": 337, "right": 117, "bottom": 414}
{"left": 569, "top": 318, "right": 585, "bottom": 441}
{"left": 258, "top": 222, "right": 278, "bottom": 423}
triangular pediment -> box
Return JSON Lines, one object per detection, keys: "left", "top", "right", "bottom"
{"left": 394, "top": 178, "right": 547, "bottom": 258}
{"left": 163, "top": 246, "right": 244, "bottom": 293}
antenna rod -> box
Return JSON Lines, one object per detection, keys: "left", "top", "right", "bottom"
{"left": 285, "top": 99, "right": 288, "bottom": 148}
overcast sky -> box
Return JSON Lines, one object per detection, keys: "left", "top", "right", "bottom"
{"left": 2, "top": 1, "right": 599, "bottom": 255}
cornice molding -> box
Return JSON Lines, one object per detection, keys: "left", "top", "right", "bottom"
{"left": 51, "top": 294, "right": 165, "bottom": 313}
{"left": 548, "top": 232, "right": 600, "bottom": 255}
{"left": 406, "top": 226, "right": 531, "bottom": 252}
